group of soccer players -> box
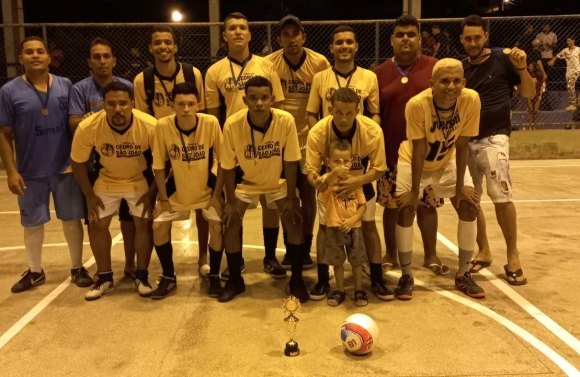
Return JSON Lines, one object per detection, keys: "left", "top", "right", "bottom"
{"left": 0, "top": 12, "right": 531, "bottom": 307}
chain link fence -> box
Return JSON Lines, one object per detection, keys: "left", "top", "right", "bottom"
{"left": 2, "top": 15, "right": 579, "bottom": 128}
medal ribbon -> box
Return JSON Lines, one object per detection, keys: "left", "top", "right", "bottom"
{"left": 26, "top": 75, "right": 50, "bottom": 112}
{"left": 229, "top": 55, "right": 252, "bottom": 87}
{"left": 394, "top": 57, "right": 419, "bottom": 80}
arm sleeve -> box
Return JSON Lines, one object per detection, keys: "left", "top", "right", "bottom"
{"left": 133, "top": 73, "right": 149, "bottom": 113}
{"left": 306, "top": 72, "right": 322, "bottom": 114}
{"left": 205, "top": 67, "right": 221, "bottom": 109}
{"left": 219, "top": 121, "right": 238, "bottom": 170}
{"left": 70, "top": 125, "right": 94, "bottom": 163}
{"left": 68, "top": 84, "right": 86, "bottom": 116}
{"left": 194, "top": 67, "right": 206, "bottom": 111}
{"left": 404, "top": 98, "right": 427, "bottom": 140}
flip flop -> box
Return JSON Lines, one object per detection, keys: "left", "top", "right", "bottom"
{"left": 469, "top": 260, "right": 491, "bottom": 273}
{"left": 504, "top": 265, "right": 528, "bottom": 286}
{"left": 425, "top": 263, "right": 450, "bottom": 275}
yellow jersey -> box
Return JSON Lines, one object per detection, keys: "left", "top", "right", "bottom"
{"left": 153, "top": 113, "right": 222, "bottom": 210}
{"left": 220, "top": 108, "right": 301, "bottom": 195}
{"left": 205, "top": 55, "right": 285, "bottom": 119}
{"left": 71, "top": 109, "right": 156, "bottom": 192}
{"left": 265, "top": 48, "right": 330, "bottom": 133}
{"left": 134, "top": 63, "right": 205, "bottom": 119}
{"left": 398, "top": 88, "right": 481, "bottom": 171}
{"left": 306, "top": 66, "right": 380, "bottom": 118}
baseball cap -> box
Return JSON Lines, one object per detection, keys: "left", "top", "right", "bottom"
{"left": 278, "top": 15, "right": 304, "bottom": 34}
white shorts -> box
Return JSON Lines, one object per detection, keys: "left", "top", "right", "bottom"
{"left": 317, "top": 195, "right": 377, "bottom": 226}
{"left": 153, "top": 207, "right": 221, "bottom": 223}
{"left": 94, "top": 191, "right": 149, "bottom": 219}
{"left": 235, "top": 186, "right": 289, "bottom": 210}
{"left": 396, "top": 160, "right": 474, "bottom": 199}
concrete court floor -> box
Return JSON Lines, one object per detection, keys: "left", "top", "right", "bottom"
{"left": 0, "top": 159, "right": 579, "bottom": 377}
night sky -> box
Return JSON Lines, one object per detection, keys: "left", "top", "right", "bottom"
{"left": 10, "top": 0, "right": 580, "bottom": 23}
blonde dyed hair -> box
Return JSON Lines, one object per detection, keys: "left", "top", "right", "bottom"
{"left": 432, "top": 58, "right": 463, "bottom": 78}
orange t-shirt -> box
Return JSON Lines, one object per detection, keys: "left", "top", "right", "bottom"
{"left": 319, "top": 184, "right": 366, "bottom": 228}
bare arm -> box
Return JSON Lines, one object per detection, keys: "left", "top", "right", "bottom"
{"left": 352, "top": 203, "right": 366, "bottom": 223}
{"left": 212, "top": 164, "right": 225, "bottom": 199}
{"left": 69, "top": 115, "right": 83, "bottom": 134}
{"left": 284, "top": 160, "right": 299, "bottom": 198}
{"left": 454, "top": 136, "right": 470, "bottom": 193}
{"left": 207, "top": 107, "right": 220, "bottom": 119}
{"left": 224, "top": 167, "right": 237, "bottom": 204}
{"left": 516, "top": 67, "right": 536, "bottom": 99}
{"left": 537, "top": 60, "right": 547, "bottom": 79}
{"left": 307, "top": 112, "right": 319, "bottom": 129}
{"left": 370, "top": 114, "right": 381, "bottom": 125}
{"left": 410, "top": 139, "right": 427, "bottom": 195}
{"left": 71, "top": 160, "right": 95, "bottom": 198}
{"left": 154, "top": 168, "right": 168, "bottom": 200}
{"left": 0, "top": 126, "right": 26, "bottom": 195}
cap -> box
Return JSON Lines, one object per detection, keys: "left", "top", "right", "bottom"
{"left": 278, "top": 15, "right": 304, "bottom": 34}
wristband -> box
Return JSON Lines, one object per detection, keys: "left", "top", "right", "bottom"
{"left": 517, "top": 67, "right": 526, "bottom": 71}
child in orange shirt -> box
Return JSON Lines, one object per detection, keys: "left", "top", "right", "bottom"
{"left": 319, "top": 139, "right": 367, "bottom": 307}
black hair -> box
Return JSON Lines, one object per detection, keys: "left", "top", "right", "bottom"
{"left": 244, "top": 76, "right": 273, "bottom": 94}
{"left": 103, "top": 81, "right": 134, "bottom": 101}
{"left": 331, "top": 25, "right": 357, "bottom": 44}
{"left": 330, "top": 87, "right": 359, "bottom": 106}
{"left": 172, "top": 82, "right": 199, "bottom": 101}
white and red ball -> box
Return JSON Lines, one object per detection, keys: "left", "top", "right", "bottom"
{"left": 340, "top": 314, "right": 379, "bottom": 355}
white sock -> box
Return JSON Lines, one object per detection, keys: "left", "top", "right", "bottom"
{"left": 24, "top": 225, "right": 44, "bottom": 273}
{"left": 457, "top": 219, "right": 477, "bottom": 275}
{"left": 395, "top": 225, "right": 414, "bottom": 277}
{"left": 62, "top": 220, "right": 84, "bottom": 269}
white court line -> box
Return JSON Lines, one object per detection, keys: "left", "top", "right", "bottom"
{"left": 0, "top": 242, "right": 90, "bottom": 252}
{"left": 385, "top": 271, "right": 580, "bottom": 376}
{"left": 480, "top": 199, "right": 580, "bottom": 204}
{"left": 511, "top": 165, "right": 580, "bottom": 168}
{"left": 0, "top": 232, "right": 123, "bottom": 351}
{"left": 0, "top": 210, "right": 56, "bottom": 215}
{"left": 437, "top": 232, "right": 580, "bottom": 356}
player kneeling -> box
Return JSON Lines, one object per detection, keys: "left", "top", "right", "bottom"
{"left": 151, "top": 83, "right": 224, "bottom": 299}
{"left": 320, "top": 140, "right": 368, "bottom": 307}
{"left": 215, "top": 76, "right": 308, "bottom": 303}
{"left": 71, "top": 82, "right": 157, "bottom": 301}
{"left": 394, "top": 59, "right": 485, "bottom": 300}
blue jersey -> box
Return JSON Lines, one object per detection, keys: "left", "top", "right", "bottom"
{"left": 69, "top": 76, "right": 134, "bottom": 115}
{"left": 0, "top": 75, "right": 72, "bottom": 179}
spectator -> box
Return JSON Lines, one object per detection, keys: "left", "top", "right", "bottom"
{"left": 528, "top": 39, "right": 548, "bottom": 80}
{"left": 48, "top": 41, "right": 65, "bottom": 76}
{"left": 124, "top": 47, "right": 150, "bottom": 81}
{"left": 516, "top": 24, "right": 535, "bottom": 53}
{"left": 261, "top": 38, "right": 273, "bottom": 56}
{"left": 421, "top": 30, "right": 436, "bottom": 56}
{"left": 526, "top": 62, "right": 545, "bottom": 130}
{"left": 547, "top": 36, "right": 580, "bottom": 111}
{"left": 537, "top": 23, "right": 557, "bottom": 60}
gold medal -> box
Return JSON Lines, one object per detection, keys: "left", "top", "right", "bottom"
{"left": 503, "top": 48, "right": 512, "bottom": 55}
{"left": 41, "top": 108, "right": 49, "bottom": 116}
{"left": 401, "top": 77, "right": 409, "bottom": 84}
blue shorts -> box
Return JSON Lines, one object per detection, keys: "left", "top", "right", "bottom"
{"left": 18, "top": 173, "right": 86, "bottom": 227}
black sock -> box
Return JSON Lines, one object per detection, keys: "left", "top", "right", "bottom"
{"left": 304, "top": 234, "right": 313, "bottom": 255}
{"left": 209, "top": 246, "right": 223, "bottom": 275}
{"left": 317, "top": 264, "right": 329, "bottom": 284}
{"left": 226, "top": 251, "right": 242, "bottom": 281}
{"left": 154, "top": 241, "right": 174, "bottom": 277}
{"left": 239, "top": 226, "right": 244, "bottom": 259}
{"left": 287, "top": 243, "right": 304, "bottom": 281}
{"left": 263, "top": 227, "right": 279, "bottom": 260}
{"left": 370, "top": 263, "right": 382, "bottom": 284}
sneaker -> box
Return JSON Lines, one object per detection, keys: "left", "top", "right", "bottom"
{"left": 151, "top": 276, "right": 177, "bottom": 300}
{"left": 280, "top": 254, "right": 291, "bottom": 270}
{"left": 208, "top": 274, "right": 223, "bottom": 298}
{"left": 455, "top": 272, "right": 486, "bottom": 298}
{"left": 371, "top": 281, "right": 395, "bottom": 301}
{"left": 263, "top": 257, "right": 287, "bottom": 279}
{"left": 395, "top": 274, "right": 414, "bottom": 300}
{"left": 220, "top": 258, "right": 245, "bottom": 282}
{"left": 85, "top": 279, "right": 114, "bottom": 301}
{"left": 71, "top": 267, "right": 93, "bottom": 287}
{"left": 198, "top": 264, "right": 210, "bottom": 279}
{"left": 329, "top": 265, "right": 335, "bottom": 281}
{"left": 135, "top": 276, "right": 153, "bottom": 297}
{"left": 308, "top": 281, "right": 330, "bottom": 301}
{"left": 218, "top": 278, "right": 246, "bottom": 302}
{"left": 11, "top": 269, "right": 46, "bottom": 293}
{"left": 362, "top": 263, "right": 371, "bottom": 278}
{"left": 303, "top": 254, "right": 314, "bottom": 269}
{"left": 286, "top": 278, "right": 309, "bottom": 303}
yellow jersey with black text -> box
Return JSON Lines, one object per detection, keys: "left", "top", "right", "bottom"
{"left": 398, "top": 88, "right": 480, "bottom": 171}
{"left": 134, "top": 64, "right": 205, "bottom": 119}
{"left": 306, "top": 66, "right": 380, "bottom": 118}
{"left": 220, "top": 108, "right": 301, "bottom": 195}
{"left": 71, "top": 109, "right": 156, "bottom": 192}
{"left": 153, "top": 113, "right": 222, "bottom": 210}
{"left": 265, "top": 48, "right": 330, "bottom": 133}
{"left": 205, "top": 55, "right": 285, "bottom": 119}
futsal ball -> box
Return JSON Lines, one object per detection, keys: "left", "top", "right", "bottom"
{"left": 340, "top": 314, "right": 379, "bottom": 355}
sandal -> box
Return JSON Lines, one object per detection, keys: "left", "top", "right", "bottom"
{"left": 504, "top": 265, "right": 528, "bottom": 286}
{"left": 354, "top": 289, "right": 369, "bottom": 307}
{"left": 327, "top": 289, "right": 346, "bottom": 307}
{"left": 469, "top": 260, "right": 491, "bottom": 273}
{"left": 425, "top": 263, "right": 451, "bottom": 275}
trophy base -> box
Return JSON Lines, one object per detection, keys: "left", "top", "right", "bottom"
{"left": 284, "top": 341, "right": 300, "bottom": 357}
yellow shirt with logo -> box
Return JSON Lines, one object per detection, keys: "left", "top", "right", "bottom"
{"left": 153, "top": 113, "right": 222, "bottom": 211}
{"left": 205, "top": 55, "right": 285, "bottom": 119}
{"left": 265, "top": 48, "right": 330, "bottom": 133}
{"left": 306, "top": 66, "right": 380, "bottom": 118}
{"left": 306, "top": 114, "right": 387, "bottom": 176}
{"left": 133, "top": 64, "right": 205, "bottom": 119}
{"left": 220, "top": 108, "right": 301, "bottom": 195}
{"left": 71, "top": 109, "right": 156, "bottom": 192}
{"left": 398, "top": 88, "right": 480, "bottom": 171}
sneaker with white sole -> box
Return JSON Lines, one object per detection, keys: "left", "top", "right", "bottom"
{"left": 85, "top": 279, "right": 114, "bottom": 301}
{"left": 135, "top": 277, "right": 153, "bottom": 297}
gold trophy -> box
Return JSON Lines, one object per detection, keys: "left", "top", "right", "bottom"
{"left": 282, "top": 295, "right": 301, "bottom": 357}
